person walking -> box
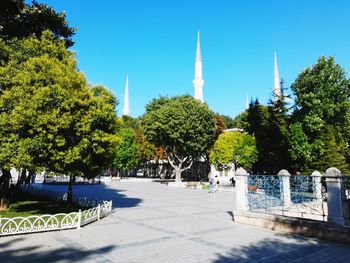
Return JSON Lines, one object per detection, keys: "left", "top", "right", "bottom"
{"left": 209, "top": 176, "right": 215, "bottom": 193}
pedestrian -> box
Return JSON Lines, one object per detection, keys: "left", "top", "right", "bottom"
{"left": 214, "top": 175, "right": 219, "bottom": 193}
{"left": 209, "top": 176, "right": 214, "bottom": 193}
{"left": 31, "top": 172, "right": 36, "bottom": 185}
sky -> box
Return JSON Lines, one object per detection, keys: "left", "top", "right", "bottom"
{"left": 36, "top": 0, "right": 350, "bottom": 118}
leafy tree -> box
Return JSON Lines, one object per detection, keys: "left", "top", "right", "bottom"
{"left": 214, "top": 115, "right": 225, "bottom": 140}
{"left": 245, "top": 99, "right": 272, "bottom": 173}
{"left": 287, "top": 122, "right": 313, "bottom": 171}
{"left": 76, "top": 85, "right": 120, "bottom": 179}
{"left": 266, "top": 81, "right": 292, "bottom": 172}
{"left": 113, "top": 128, "right": 139, "bottom": 175}
{"left": 0, "top": 32, "right": 119, "bottom": 206}
{"left": 141, "top": 95, "right": 216, "bottom": 182}
{"left": 219, "top": 114, "right": 235, "bottom": 129}
{"left": 0, "top": 0, "right": 75, "bottom": 47}
{"left": 245, "top": 80, "right": 292, "bottom": 174}
{"left": 120, "top": 115, "right": 139, "bottom": 129}
{"left": 291, "top": 56, "right": 350, "bottom": 173}
{"left": 232, "top": 111, "right": 248, "bottom": 130}
{"left": 210, "top": 132, "right": 258, "bottom": 171}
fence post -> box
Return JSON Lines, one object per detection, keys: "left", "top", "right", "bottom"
{"left": 77, "top": 209, "right": 82, "bottom": 229}
{"left": 97, "top": 204, "right": 101, "bottom": 220}
{"left": 311, "top": 171, "right": 322, "bottom": 201}
{"left": 278, "top": 169, "right": 291, "bottom": 209}
{"left": 325, "top": 167, "right": 345, "bottom": 226}
{"left": 235, "top": 168, "right": 249, "bottom": 211}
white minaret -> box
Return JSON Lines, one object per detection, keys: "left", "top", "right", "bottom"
{"left": 246, "top": 95, "right": 249, "bottom": 110}
{"left": 122, "top": 75, "right": 130, "bottom": 116}
{"left": 273, "top": 51, "right": 281, "bottom": 100}
{"left": 192, "top": 31, "right": 204, "bottom": 102}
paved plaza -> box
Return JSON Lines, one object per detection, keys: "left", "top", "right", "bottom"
{"left": 0, "top": 182, "right": 349, "bottom": 262}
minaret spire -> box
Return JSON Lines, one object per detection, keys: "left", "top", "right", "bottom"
{"left": 246, "top": 95, "right": 249, "bottom": 110}
{"left": 122, "top": 75, "right": 130, "bottom": 116}
{"left": 193, "top": 31, "right": 204, "bottom": 102}
{"left": 273, "top": 51, "right": 281, "bottom": 100}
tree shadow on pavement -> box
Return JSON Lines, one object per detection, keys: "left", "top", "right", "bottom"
{"left": 213, "top": 234, "right": 350, "bottom": 263}
{"left": 34, "top": 183, "right": 143, "bottom": 209}
{"left": 0, "top": 237, "right": 115, "bottom": 263}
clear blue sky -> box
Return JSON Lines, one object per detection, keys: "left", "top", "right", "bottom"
{"left": 38, "top": 0, "right": 350, "bottom": 118}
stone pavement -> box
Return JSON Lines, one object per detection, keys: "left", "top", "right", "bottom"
{"left": 0, "top": 182, "right": 349, "bottom": 262}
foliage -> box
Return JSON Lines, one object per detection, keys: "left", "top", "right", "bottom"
{"left": 76, "top": 85, "right": 120, "bottom": 178}
{"left": 219, "top": 114, "right": 235, "bottom": 129}
{"left": 0, "top": 0, "right": 75, "bottom": 47}
{"left": 232, "top": 111, "right": 248, "bottom": 130}
{"left": 0, "top": 32, "right": 119, "bottom": 205}
{"left": 290, "top": 56, "right": 350, "bottom": 174}
{"left": 214, "top": 115, "right": 225, "bottom": 140}
{"left": 210, "top": 132, "right": 258, "bottom": 171}
{"left": 113, "top": 128, "right": 139, "bottom": 172}
{"left": 120, "top": 115, "right": 139, "bottom": 129}
{"left": 141, "top": 95, "right": 216, "bottom": 182}
{"left": 244, "top": 78, "right": 292, "bottom": 174}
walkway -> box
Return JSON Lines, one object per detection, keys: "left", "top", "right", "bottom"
{"left": 0, "top": 182, "right": 349, "bottom": 262}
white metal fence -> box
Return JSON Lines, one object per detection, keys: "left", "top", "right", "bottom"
{"left": 0, "top": 187, "right": 113, "bottom": 237}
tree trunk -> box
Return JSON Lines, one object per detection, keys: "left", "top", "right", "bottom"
{"left": 15, "top": 168, "right": 26, "bottom": 192}
{"left": 175, "top": 167, "right": 182, "bottom": 183}
{"left": 0, "top": 169, "right": 11, "bottom": 210}
{"left": 66, "top": 175, "right": 73, "bottom": 205}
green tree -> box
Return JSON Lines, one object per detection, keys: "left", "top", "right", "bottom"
{"left": 245, "top": 99, "right": 272, "bottom": 173}
{"left": 291, "top": 56, "right": 350, "bottom": 173}
{"left": 141, "top": 95, "right": 216, "bottom": 183}
{"left": 210, "top": 132, "right": 258, "bottom": 171}
{"left": 0, "top": 0, "right": 75, "bottom": 47}
{"left": 219, "top": 114, "right": 235, "bottom": 129}
{"left": 76, "top": 85, "right": 120, "bottom": 179}
{"left": 266, "top": 81, "right": 292, "bottom": 172}
{"left": 0, "top": 32, "right": 119, "bottom": 206}
{"left": 245, "top": 81, "right": 292, "bottom": 174}
{"left": 113, "top": 128, "right": 139, "bottom": 175}
{"left": 232, "top": 111, "right": 248, "bottom": 130}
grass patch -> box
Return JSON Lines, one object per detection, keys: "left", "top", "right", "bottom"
{"left": 0, "top": 191, "right": 80, "bottom": 219}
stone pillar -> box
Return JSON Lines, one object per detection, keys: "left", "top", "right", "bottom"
{"left": 325, "top": 167, "right": 345, "bottom": 226}
{"left": 311, "top": 171, "right": 322, "bottom": 201}
{"left": 278, "top": 169, "right": 291, "bottom": 208}
{"left": 235, "top": 168, "right": 249, "bottom": 211}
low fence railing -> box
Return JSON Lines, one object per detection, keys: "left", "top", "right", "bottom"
{"left": 235, "top": 167, "right": 350, "bottom": 227}
{"left": 0, "top": 187, "right": 113, "bottom": 237}
{"left": 247, "top": 173, "right": 327, "bottom": 221}
{"left": 43, "top": 176, "right": 100, "bottom": 184}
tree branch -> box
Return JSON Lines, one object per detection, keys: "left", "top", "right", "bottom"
{"left": 181, "top": 158, "right": 193, "bottom": 172}
{"left": 167, "top": 155, "right": 176, "bottom": 169}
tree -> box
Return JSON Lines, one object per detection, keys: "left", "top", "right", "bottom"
{"left": 214, "top": 115, "right": 226, "bottom": 140}
{"left": 0, "top": 0, "right": 75, "bottom": 47}
{"left": 75, "top": 85, "right": 120, "bottom": 179}
{"left": 245, "top": 99, "right": 272, "bottom": 173}
{"left": 287, "top": 122, "right": 313, "bottom": 172}
{"left": 120, "top": 115, "right": 139, "bottom": 129}
{"left": 245, "top": 80, "right": 292, "bottom": 174}
{"left": 0, "top": 32, "right": 119, "bottom": 206}
{"left": 141, "top": 95, "right": 216, "bottom": 183}
{"left": 290, "top": 56, "right": 350, "bottom": 173}
{"left": 209, "top": 132, "right": 258, "bottom": 171}
{"left": 232, "top": 111, "right": 248, "bottom": 130}
{"left": 266, "top": 80, "right": 292, "bottom": 172}
{"left": 113, "top": 128, "right": 139, "bottom": 175}
{"left": 219, "top": 114, "right": 235, "bottom": 129}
